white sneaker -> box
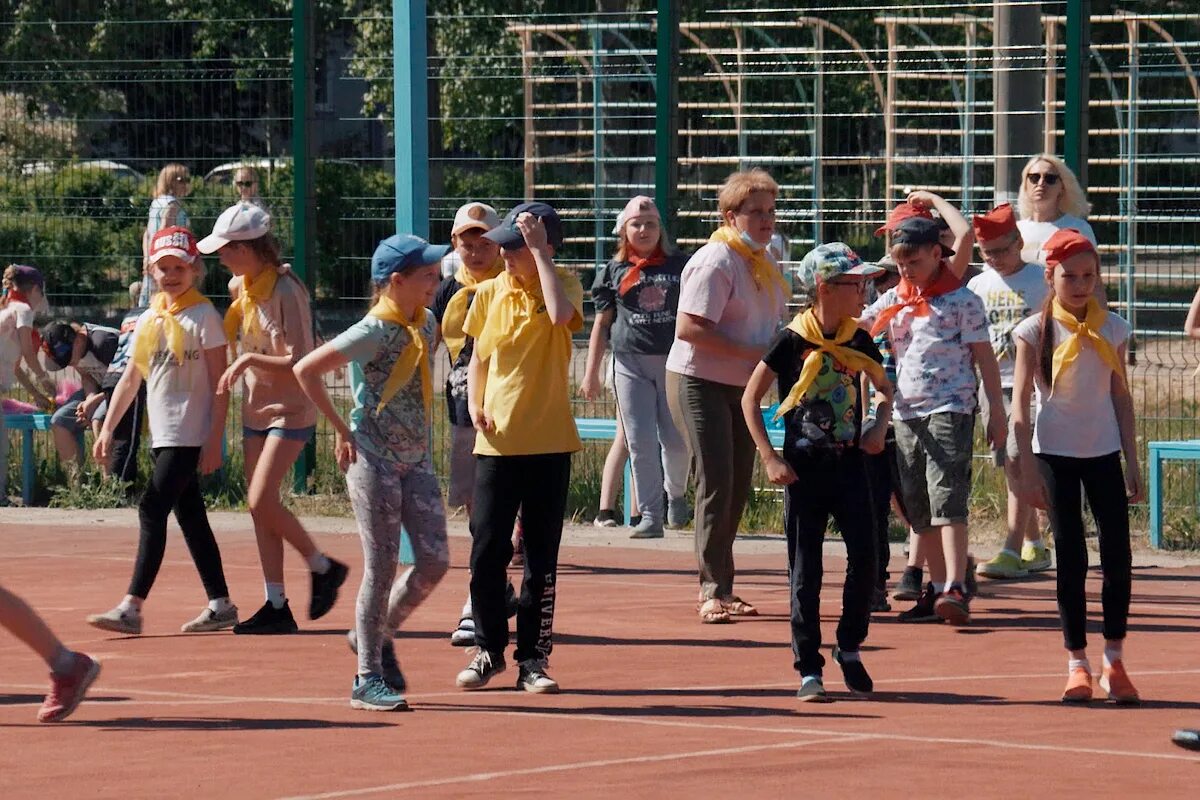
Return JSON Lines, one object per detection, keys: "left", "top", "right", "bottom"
{"left": 180, "top": 605, "right": 239, "bottom": 633}
{"left": 457, "top": 649, "right": 505, "bottom": 689}
{"left": 517, "top": 658, "right": 560, "bottom": 694}
{"left": 86, "top": 606, "right": 142, "bottom": 635}
{"left": 450, "top": 617, "right": 476, "bottom": 647}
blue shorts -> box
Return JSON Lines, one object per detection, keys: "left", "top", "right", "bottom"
{"left": 51, "top": 389, "right": 107, "bottom": 434}
{"left": 242, "top": 425, "right": 316, "bottom": 443}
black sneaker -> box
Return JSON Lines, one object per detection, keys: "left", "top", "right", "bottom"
{"left": 310, "top": 558, "right": 350, "bottom": 620}
{"left": 516, "top": 658, "right": 560, "bottom": 694}
{"left": 346, "top": 629, "right": 406, "bottom": 692}
{"left": 456, "top": 648, "right": 506, "bottom": 689}
{"left": 870, "top": 585, "right": 892, "bottom": 613}
{"left": 833, "top": 646, "right": 874, "bottom": 696}
{"left": 893, "top": 567, "right": 923, "bottom": 601}
{"left": 896, "top": 583, "right": 941, "bottom": 623}
{"left": 796, "top": 676, "right": 829, "bottom": 703}
{"left": 593, "top": 509, "right": 620, "bottom": 528}
{"left": 233, "top": 600, "right": 299, "bottom": 635}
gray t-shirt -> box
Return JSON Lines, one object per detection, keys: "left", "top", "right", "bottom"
{"left": 330, "top": 312, "right": 436, "bottom": 466}
{"left": 591, "top": 251, "right": 687, "bottom": 355}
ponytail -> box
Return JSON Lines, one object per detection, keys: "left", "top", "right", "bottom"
{"left": 1036, "top": 290, "right": 1056, "bottom": 388}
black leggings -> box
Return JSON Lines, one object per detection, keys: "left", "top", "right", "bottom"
{"left": 128, "top": 447, "right": 229, "bottom": 601}
{"left": 1036, "top": 451, "right": 1131, "bottom": 652}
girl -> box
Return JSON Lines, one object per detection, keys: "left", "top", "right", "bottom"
{"left": 1, "top": 265, "right": 55, "bottom": 504}
{"left": 1011, "top": 228, "right": 1141, "bottom": 704}
{"left": 87, "top": 227, "right": 238, "bottom": 635}
{"left": 140, "top": 163, "right": 193, "bottom": 304}
{"left": 582, "top": 196, "right": 688, "bottom": 538}
{"left": 294, "top": 234, "right": 450, "bottom": 711}
{"left": 198, "top": 202, "right": 347, "bottom": 634}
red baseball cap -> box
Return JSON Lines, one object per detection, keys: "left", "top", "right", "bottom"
{"left": 875, "top": 202, "right": 933, "bottom": 237}
{"left": 972, "top": 203, "right": 1018, "bottom": 243}
{"left": 1043, "top": 228, "right": 1096, "bottom": 267}
{"left": 149, "top": 226, "right": 199, "bottom": 265}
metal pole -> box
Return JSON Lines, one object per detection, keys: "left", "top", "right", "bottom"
{"left": 654, "top": 0, "right": 679, "bottom": 233}
{"left": 1044, "top": 21, "right": 1058, "bottom": 156}
{"left": 1064, "top": 0, "right": 1091, "bottom": 188}
{"left": 812, "top": 24, "right": 824, "bottom": 245}
{"left": 994, "top": 1, "right": 1047, "bottom": 205}
{"left": 1125, "top": 19, "right": 1139, "bottom": 362}
{"left": 592, "top": 25, "right": 604, "bottom": 269}
{"left": 522, "top": 30, "right": 535, "bottom": 202}
{"left": 393, "top": 0, "right": 430, "bottom": 237}
{"left": 291, "top": 0, "right": 315, "bottom": 494}
{"left": 884, "top": 22, "right": 897, "bottom": 209}
{"left": 962, "top": 20, "right": 976, "bottom": 212}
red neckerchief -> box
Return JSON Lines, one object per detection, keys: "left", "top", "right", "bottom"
{"left": 617, "top": 248, "right": 667, "bottom": 296}
{"left": 869, "top": 263, "right": 962, "bottom": 337}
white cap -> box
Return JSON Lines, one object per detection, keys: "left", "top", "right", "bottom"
{"left": 197, "top": 202, "right": 272, "bottom": 254}
{"left": 451, "top": 202, "right": 500, "bottom": 237}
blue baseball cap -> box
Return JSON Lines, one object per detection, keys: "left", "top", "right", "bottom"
{"left": 370, "top": 234, "right": 451, "bottom": 283}
{"left": 483, "top": 202, "right": 564, "bottom": 250}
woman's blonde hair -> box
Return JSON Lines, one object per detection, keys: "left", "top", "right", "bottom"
{"left": 717, "top": 168, "right": 779, "bottom": 219}
{"left": 155, "top": 163, "right": 191, "bottom": 197}
{"left": 1017, "top": 154, "right": 1090, "bottom": 219}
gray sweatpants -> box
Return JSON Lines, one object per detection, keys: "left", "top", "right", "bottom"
{"left": 613, "top": 352, "right": 689, "bottom": 524}
{"left": 346, "top": 452, "right": 449, "bottom": 676}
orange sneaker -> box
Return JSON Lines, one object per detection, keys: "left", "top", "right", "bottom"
{"left": 1099, "top": 660, "right": 1140, "bottom": 705}
{"left": 1061, "top": 667, "right": 1093, "bottom": 703}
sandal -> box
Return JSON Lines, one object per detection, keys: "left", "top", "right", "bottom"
{"left": 722, "top": 596, "right": 758, "bottom": 616}
{"left": 698, "top": 598, "right": 731, "bottom": 624}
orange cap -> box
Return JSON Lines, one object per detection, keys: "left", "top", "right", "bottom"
{"left": 875, "top": 202, "right": 933, "bottom": 237}
{"left": 1043, "top": 228, "right": 1096, "bottom": 267}
{"left": 972, "top": 203, "right": 1018, "bottom": 243}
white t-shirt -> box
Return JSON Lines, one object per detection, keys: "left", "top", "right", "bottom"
{"left": 967, "top": 263, "right": 1049, "bottom": 388}
{"left": 1018, "top": 214, "right": 1097, "bottom": 265}
{"left": 131, "top": 303, "right": 227, "bottom": 447}
{"left": 1012, "top": 310, "right": 1131, "bottom": 458}
{"left": 0, "top": 300, "right": 35, "bottom": 391}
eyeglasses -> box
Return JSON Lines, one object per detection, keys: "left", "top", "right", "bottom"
{"left": 1027, "top": 172, "right": 1060, "bottom": 186}
{"left": 980, "top": 239, "right": 1019, "bottom": 259}
{"left": 235, "top": 181, "right": 255, "bottom": 188}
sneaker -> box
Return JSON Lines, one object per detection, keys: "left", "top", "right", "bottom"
{"left": 630, "top": 517, "right": 664, "bottom": 539}
{"left": 667, "top": 496, "right": 692, "bottom": 528}
{"left": 1021, "top": 542, "right": 1053, "bottom": 573}
{"left": 897, "top": 584, "right": 941, "bottom": 623}
{"left": 965, "top": 557, "right": 979, "bottom": 598}
{"left": 180, "top": 605, "right": 239, "bottom": 633}
{"left": 517, "top": 658, "right": 560, "bottom": 694}
{"left": 346, "top": 630, "right": 406, "bottom": 692}
{"left": 893, "top": 567, "right": 923, "bottom": 602}
{"left": 1062, "top": 667, "right": 1093, "bottom": 703}
{"left": 630, "top": 515, "right": 643, "bottom": 528}
{"left": 310, "top": 558, "right": 350, "bottom": 620}
{"left": 1172, "top": 729, "right": 1200, "bottom": 752}
{"left": 832, "top": 646, "right": 873, "bottom": 696}
{"left": 593, "top": 509, "right": 620, "bottom": 528}
{"left": 870, "top": 585, "right": 892, "bottom": 613}
{"left": 976, "top": 550, "right": 1029, "bottom": 580}
{"left": 350, "top": 673, "right": 409, "bottom": 712}
{"left": 506, "top": 581, "right": 519, "bottom": 619}
{"left": 38, "top": 653, "right": 101, "bottom": 723}
{"left": 233, "top": 600, "right": 299, "bottom": 635}
{"left": 86, "top": 606, "right": 142, "bottom": 635}
{"left": 934, "top": 587, "right": 971, "bottom": 625}
{"left": 1099, "top": 659, "right": 1140, "bottom": 705}
{"left": 796, "top": 676, "right": 829, "bottom": 703}
{"left": 456, "top": 648, "right": 506, "bottom": 690}
{"left": 450, "top": 617, "right": 476, "bottom": 647}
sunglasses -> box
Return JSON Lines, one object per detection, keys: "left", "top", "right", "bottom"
{"left": 1027, "top": 172, "right": 1060, "bottom": 186}
{"left": 235, "top": 181, "right": 255, "bottom": 188}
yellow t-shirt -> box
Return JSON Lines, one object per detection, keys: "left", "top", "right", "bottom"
{"left": 463, "top": 268, "right": 584, "bottom": 456}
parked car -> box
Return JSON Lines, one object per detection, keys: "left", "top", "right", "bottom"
{"left": 20, "top": 160, "right": 144, "bottom": 181}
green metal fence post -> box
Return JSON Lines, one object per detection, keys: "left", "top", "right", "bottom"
{"left": 654, "top": 0, "right": 679, "bottom": 234}
{"left": 291, "top": 0, "right": 316, "bottom": 494}
{"left": 394, "top": 0, "right": 430, "bottom": 237}
{"left": 1063, "top": 0, "right": 1091, "bottom": 187}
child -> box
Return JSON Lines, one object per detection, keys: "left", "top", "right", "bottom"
{"left": 40, "top": 320, "right": 122, "bottom": 474}
{"left": 455, "top": 202, "right": 584, "bottom": 693}
{"left": 294, "top": 234, "right": 451, "bottom": 711}
{"left": 1011, "top": 229, "right": 1140, "bottom": 704}
{"left": 744, "top": 243, "right": 889, "bottom": 702}
{"left": 86, "top": 227, "right": 239, "bottom": 634}
{"left": 1, "top": 265, "right": 55, "bottom": 504}
{"left": 582, "top": 196, "right": 690, "bottom": 538}
{"left": 967, "top": 203, "right": 1051, "bottom": 579}
{"left": 198, "top": 202, "right": 348, "bottom": 634}
{"left": 0, "top": 585, "right": 100, "bottom": 722}
{"left": 859, "top": 217, "right": 1005, "bottom": 626}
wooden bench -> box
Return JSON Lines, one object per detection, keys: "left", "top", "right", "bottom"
{"left": 4, "top": 413, "right": 53, "bottom": 507}
{"left": 1147, "top": 439, "right": 1200, "bottom": 548}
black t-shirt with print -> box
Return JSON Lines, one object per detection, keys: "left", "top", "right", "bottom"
{"left": 432, "top": 275, "right": 476, "bottom": 427}
{"left": 762, "top": 326, "right": 883, "bottom": 460}
{"left": 591, "top": 251, "right": 688, "bottom": 355}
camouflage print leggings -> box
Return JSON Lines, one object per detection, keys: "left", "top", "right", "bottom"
{"left": 345, "top": 452, "right": 450, "bottom": 676}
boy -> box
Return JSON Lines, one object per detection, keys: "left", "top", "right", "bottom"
{"left": 743, "top": 243, "right": 889, "bottom": 701}
{"left": 455, "top": 202, "right": 584, "bottom": 693}
{"left": 968, "top": 203, "right": 1052, "bottom": 579}
{"left": 859, "top": 217, "right": 1005, "bottom": 626}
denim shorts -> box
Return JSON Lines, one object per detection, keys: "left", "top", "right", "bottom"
{"left": 243, "top": 425, "right": 316, "bottom": 443}
{"left": 893, "top": 411, "right": 974, "bottom": 529}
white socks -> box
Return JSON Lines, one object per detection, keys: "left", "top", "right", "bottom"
{"left": 307, "top": 552, "right": 332, "bottom": 575}
{"left": 208, "top": 597, "right": 234, "bottom": 614}
{"left": 118, "top": 595, "right": 143, "bottom": 615}
{"left": 265, "top": 583, "right": 287, "bottom": 609}
{"left": 1068, "top": 657, "right": 1091, "bottom": 675}
{"left": 1103, "top": 642, "right": 1123, "bottom": 668}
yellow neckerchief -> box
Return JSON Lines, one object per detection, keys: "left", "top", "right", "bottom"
{"left": 774, "top": 308, "right": 885, "bottom": 420}
{"left": 709, "top": 226, "right": 790, "bottom": 299}
{"left": 474, "top": 269, "right": 560, "bottom": 362}
{"left": 223, "top": 266, "right": 279, "bottom": 348}
{"left": 1050, "top": 296, "right": 1125, "bottom": 389}
{"left": 441, "top": 259, "right": 503, "bottom": 362}
{"left": 367, "top": 294, "right": 431, "bottom": 419}
{"left": 132, "top": 287, "right": 211, "bottom": 378}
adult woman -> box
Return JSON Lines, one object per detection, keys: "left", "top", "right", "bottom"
{"left": 665, "top": 169, "right": 789, "bottom": 623}
{"left": 1016, "top": 154, "right": 1096, "bottom": 265}
{"left": 139, "top": 164, "right": 193, "bottom": 305}
{"left": 234, "top": 166, "right": 270, "bottom": 215}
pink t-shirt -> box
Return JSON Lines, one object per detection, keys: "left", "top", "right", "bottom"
{"left": 665, "top": 241, "right": 787, "bottom": 387}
